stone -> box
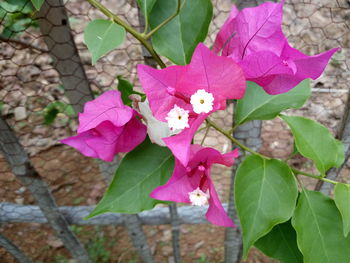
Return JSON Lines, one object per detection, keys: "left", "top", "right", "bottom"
{"left": 14, "top": 106, "right": 27, "bottom": 121}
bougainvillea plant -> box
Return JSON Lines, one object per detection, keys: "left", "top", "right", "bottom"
{"left": 61, "top": 0, "right": 350, "bottom": 262}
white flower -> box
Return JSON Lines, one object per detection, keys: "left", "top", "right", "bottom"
{"left": 190, "top": 89, "right": 214, "bottom": 114}
{"left": 165, "top": 105, "right": 190, "bottom": 131}
{"left": 139, "top": 100, "right": 177, "bottom": 146}
{"left": 188, "top": 187, "right": 209, "bottom": 206}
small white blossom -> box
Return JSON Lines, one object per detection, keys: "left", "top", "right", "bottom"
{"left": 165, "top": 105, "right": 190, "bottom": 131}
{"left": 188, "top": 187, "right": 209, "bottom": 206}
{"left": 190, "top": 89, "right": 214, "bottom": 114}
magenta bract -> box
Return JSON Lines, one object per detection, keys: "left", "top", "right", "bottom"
{"left": 214, "top": 0, "right": 338, "bottom": 94}
{"left": 150, "top": 145, "right": 239, "bottom": 227}
{"left": 137, "top": 43, "right": 246, "bottom": 166}
{"left": 61, "top": 90, "right": 147, "bottom": 162}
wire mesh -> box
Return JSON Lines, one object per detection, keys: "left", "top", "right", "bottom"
{"left": 0, "top": 0, "right": 349, "bottom": 262}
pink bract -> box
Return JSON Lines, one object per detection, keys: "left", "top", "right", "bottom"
{"left": 137, "top": 43, "right": 245, "bottom": 120}
{"left": 214, "top": 0, "right": 339, "bottom": 94}
{"left": 77, "top": 90, "right": 133, "bottom": 133}
{"left": 150, "top": 145, "right": 239, "bottom": 227}
{"left": 137, "top": 43, "right": 246, "bottom": 165}
{"left": 214, "top": 1, "right": 285, "bottom": 61}
{"left": 61, "top": 90, "right": 147, "bottom": 162}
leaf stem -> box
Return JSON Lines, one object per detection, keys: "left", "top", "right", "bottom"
{"left": 86, "top": 0, "right": 166, "bottom": 68}
{"left": 144, "top": 0, "right": 184, "bottom": 39}
{"left": 200, "top": 124, "right": 210, "bottom": 145}
{"left": 206, "top": 118, "right": 269, "bottom": 160}
{"left": 291, "top": 169, "right": 337, "bottom": 185}
{"left": 207, "top": 118, "right": 339, "bottom": 185}
{"left": 227, "top": 123, "right": 239, "bottom": 134}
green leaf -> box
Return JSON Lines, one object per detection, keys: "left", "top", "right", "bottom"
{"left": 87, "top": 138, "right": 174, "bottom": 218}
{"left": 0, "top": 0, "right": 32, "bottom": 13}
{"left": 335, "top": 139, "right": 345, "bottom": 167}
{"left": 255, "top": 220, "right": 303, "bottom": 263}
{"left": 334, "top": 183, "right": 350, "bottom": 237}
{"left": 235, "top": 155, "right": 298, "bottom": 258}
{"left": 84, "top": 19, "right": 126, "bottom": 65}
{"left": 136, "top": 0, "right": 156, "bottom": 22}
{"left": 117, "top": 76, "right": 146, "bottom": 106}
{"left": 292, "top": 189, "right": 350, "bottom": 263}
{"left": 117, "top": 76, "right": 134, "bottom": 106}
{"left": 43, "top": 107, "right": 59, "bottom": 125}
{"left": 149, "top": 0, "right": 212, "bottom": 65}
{"left": 235, "top": 80, "right": 310, "bottom": 125}
{"left": 43, "top": 101, "right": 75, "bottom": 125}
{"left": 31, "top": 0, "right": 44, "bottom": 10}
{"left": 281, "top": 115, "right": 344, "bottom": 175}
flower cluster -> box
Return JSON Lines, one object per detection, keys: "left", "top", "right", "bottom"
{"left": 61, "top": 91, "right": 147, "bottom": 162}
{"left": 62, "top": 0, "right": 337, "bottom": 227}
{"left": 213, "top": 0, "right": 338, "bottom": 94}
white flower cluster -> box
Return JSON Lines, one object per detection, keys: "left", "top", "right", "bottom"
{"left": 188, "top": 187, "right": 209, "bottom": 206}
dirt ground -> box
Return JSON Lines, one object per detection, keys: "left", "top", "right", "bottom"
{"left": 0, "top": 144, "right": 278, "bottom": 263}
{"left": 1, "top": 124, "right": 348, "bottom": 263}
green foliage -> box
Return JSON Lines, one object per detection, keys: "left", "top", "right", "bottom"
{"left": 86, "top": 228, "right": 112, "bottom": 263}
{"left": 281, "top": 115, "right": 344, "bottom": 175}
{"left": 334, "top": 183, "right": 350, "bottom": 237}
{"left": 84, "top": 19, "right": 126, "bottom": 65}
{"left": 69, "top": 226, "right": 113, "bottom": 263}
{"left": 136, "top": 0, "right": 156, "bottom": 24}
{"left": 0, "top": 0, "right": 37, "bottom": 38}
{"left": 87, "top": 137, "right": 174, "bottom": 218}
{"left": 117, "top": 76, "right": 145, "bottom": 106}
{"left": 42, "top": 101, "right": 75, "bottom": 125}
{"left": 149, "top": 0, "right": 213, "bottom": 65}
{"left": 53, "top": 255, "right": 70, "bottom": 263}
{"left": 195, "top": 254, "right": 215, "bottom": 263}
{"left": 235, "top": 80, "right": 310, "bottom": 125}
{"left": 235, "top": 155, "right": 298, "bottom": 258}
{"left": 31, "top": 0, "right": 44, "bottom": 11}
{"left": 255, "top": 220, "right": 303, "bottom": 263}
{"left": 292, "top": 189, "right": 350, "bottom": 263}
{"left": 0, "top": 102, "right": 4, "bottom": 114}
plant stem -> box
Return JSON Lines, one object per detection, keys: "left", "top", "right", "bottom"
{"left": 291, "top": 169, "right": 337, "bottom": 185}
{"left": 227, "top": 123, "right": 239, "bottom": 134}
{"left": 145, "top": 0, "right": 184, "bottom": 39}
{"left": 86, "top": 0, "right": 166, "bottom": 68}
{"left": 200, "top": 124, "right": 210, "bottom": 145}
{"left": 207, "top": 118, "right": 340, "bottom": 185}
{"left": 206, "top": 118, "right": 268, "bottom": 160}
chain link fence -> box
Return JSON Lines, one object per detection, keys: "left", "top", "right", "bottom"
{"left": 0, "top": 0, "right": 349, "bottom": 262}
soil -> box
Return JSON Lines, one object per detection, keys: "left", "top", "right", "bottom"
{"left": 0, "top": 145, "right": 277, "bottom": 263}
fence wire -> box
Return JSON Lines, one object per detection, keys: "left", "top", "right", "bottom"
{"left": 0, "top": 0, "right": 349, "bottom": 262}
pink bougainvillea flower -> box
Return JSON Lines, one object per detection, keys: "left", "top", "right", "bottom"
{"left": 61, "top": 90, "right": 147, "bottom": 162}
{"left": 137, "top": 43, "right": 245, "bottom": 165}
{"left": 150, "top": 145, "right": 239, "bottom": 227}
{"left": 213, "top": 1, "right": 285, "bottom": 61}
{"left": 214, "top": 0, "right": 339, "bottom": 94}
{"left": 240, "top": 41, "right": 339, "bottom": 94}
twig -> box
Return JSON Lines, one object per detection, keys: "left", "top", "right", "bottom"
{"left": 200, "top": 124, "right": 210, "bottom": 145}
{"left": 206, "top": 118, "right": 340, "bottom": 185}
{"left": 145, "top": 0, "right": 184, "bottom": 39}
